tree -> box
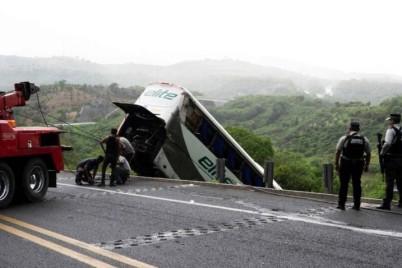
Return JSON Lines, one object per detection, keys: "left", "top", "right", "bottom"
{"left": 273, "top": 150, "right": 322, "bottom": 192}
{"left": 225, "top": 126, "right": 274, "bottom": 165}
{"left": 108, "top": 83, "right": 119, "bottom": 91}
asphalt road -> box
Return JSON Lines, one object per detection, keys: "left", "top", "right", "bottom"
{"left": 1, "top": 172, "right": 402, "bottom": 268}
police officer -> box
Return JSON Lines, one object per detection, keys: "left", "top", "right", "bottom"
{"left": 378, "top": 113, "right": 402, "bottom": 210}
{"left": 335, "top": 121, "right": 371, "bottom": 210}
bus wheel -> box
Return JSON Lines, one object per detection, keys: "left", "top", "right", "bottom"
{"left": 0, "top": 162, "right": 15, "bottom": 209}
{"left": 21, "top": 158, "right": 49, "bottom": 202}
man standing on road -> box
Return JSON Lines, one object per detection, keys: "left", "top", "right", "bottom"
{"left": 378, "top": 113, "right": 402, "bottom": 210}
{"left": 335, "top": 121, "right": 371, "bottom": 211}
{"left": 75, "top": 155, "right": 104, "bottom": 185}
{"left": 98, "top": 128, "right": 121, "bottom": 187}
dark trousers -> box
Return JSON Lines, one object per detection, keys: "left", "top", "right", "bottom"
{"left": 76, "top": 167, "right": 84, "bottom": 178}
{"left": 338, "top": 159, "right": 364, "bottom": 207}
{"left": 383, "top": 157, "right": 402, "bottom": 205}
{"left": 101, "top": 154, "right": 118, "bottom": 185}
{"left": 115, "top": 167, "right": 130, "bottom": 183}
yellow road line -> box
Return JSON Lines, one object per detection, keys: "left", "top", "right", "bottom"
{"left": 0, "top": 222, "right": 115, "bottom": 268}
{"left": 0, "top": 214, "right": 156, "bottom": 268}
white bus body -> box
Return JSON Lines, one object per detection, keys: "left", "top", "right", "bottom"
{"left": 115, "top": 82, "right": 281, "bottom": 189}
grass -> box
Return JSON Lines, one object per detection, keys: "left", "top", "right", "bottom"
{"left": 330, "top": 172, "right": 387, "bottom": 199}
{"left": 361, "top": 174, "right": 386, "bottom": 199}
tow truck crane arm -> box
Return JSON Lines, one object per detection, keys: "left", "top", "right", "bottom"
{"left": 0, "top": 82, "right": 40, "bottom": 120}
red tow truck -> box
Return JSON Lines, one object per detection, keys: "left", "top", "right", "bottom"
{"left": 0, "top": 82, "right": 65, "bottom": 208}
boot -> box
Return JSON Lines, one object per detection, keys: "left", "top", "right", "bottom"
{"left": 109, "top": 176, "right": 116, "bottom": 187}
{"left": 352, "top": 202, "right": 360, "bottom": 210}
{"left": 75, "top": 174, "right": 82, "bottom": 185}
{"left": 97, "top": 178, "right": 105, "bottom": 187}
{"left": 377, "top": 203, "right": 390, "bottom": 210}
{"left": 336, "top": 204, "right": 345, "bottom": 210}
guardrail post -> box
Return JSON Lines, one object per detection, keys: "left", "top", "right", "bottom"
{"left": 216, "top": 158, "right": 226, "bottom": 183}
{"left": 264, "top": 161, "right": 274, "bottom": 188}
{"left": 323, "top": 164, "right": 334, "bottom": 194}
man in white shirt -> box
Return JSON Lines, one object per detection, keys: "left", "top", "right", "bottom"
{"left": 119, "top": 136, "right": 135, "bottom": 163}
{"left": 115, "top": 155, "right": 131, "bottom": 184}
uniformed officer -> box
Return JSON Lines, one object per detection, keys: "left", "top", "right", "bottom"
{"left": 378, "top": 113, "right": 402, "bottom": 210}
{"left": 335, "top": 121, "right": 371, "bottom": 210}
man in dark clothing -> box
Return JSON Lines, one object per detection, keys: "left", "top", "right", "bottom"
{"left": 378, "top": 113, "right": 402, "bottom": 210}
{"left": 76, "top": 155, "right": 104, "bottom": 185}
{"left": 335, "top": 121, "right": 371, "bottom": 210}
{"left": 98, "top": 128, "right": 121, "bottom": 187}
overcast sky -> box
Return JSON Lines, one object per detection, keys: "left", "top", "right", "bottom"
{"left": 1, "top": 0, "right": 402, "bottom": 75}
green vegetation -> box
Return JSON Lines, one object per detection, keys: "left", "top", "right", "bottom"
{"left": 59, "top": 109, "right": 126, "bottom": 169}
{"left": 210, "top": 95, "right": 396, "bottom": 158}
{"left": 226, "top": 126, "right": 322, "bottom": 192}
{"left": 209, "top": 94, "right": 402, "bottom": 199}
{"left": 14, "top": 80, "right": 144, "bottom": 125}
{"left": 273, "top": 151, "right": 323, "bottom": 192}
{"left": 225, "top": 126, "right": 274, "bottom": 164}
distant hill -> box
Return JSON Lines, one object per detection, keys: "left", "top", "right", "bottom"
{"left": 249, "top": 55, "right": 402, "bottom": 81}
{"left": 1, "top": 55, "right": 402, "bottom": 104}
{"left": 210, "top": 94, "right": 401, "bottom": 161}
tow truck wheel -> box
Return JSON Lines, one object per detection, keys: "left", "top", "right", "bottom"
{"left": 21, "top": 158, "right": 49, "bottom": 202}
{"left": 0, "top": 162, "right": 15, "bottom": 209}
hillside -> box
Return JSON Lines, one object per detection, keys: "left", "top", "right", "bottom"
{"left": 13, "top": 81, "right": 144, "bottom": 125}
{"left": 209, "top": 94, "right": 399, "bottom": 160}
{"left": 2, "top": 55, "right": 402, "bottom": 104}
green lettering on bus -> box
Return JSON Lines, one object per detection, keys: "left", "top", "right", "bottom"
{"left": 144, "top": 89, "right": 178, "bottom": 100}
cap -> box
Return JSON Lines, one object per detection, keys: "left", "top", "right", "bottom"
{"left": 350, "top": 121, "right": 360, "bottom": 130}
{"left": 386, "top": 113, "right": 401, "bottom": 121}
{"left": 350, "top": 121, "right": 360, "bottom": 128}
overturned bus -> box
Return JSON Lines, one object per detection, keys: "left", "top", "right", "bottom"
{"left": 114, "top": 82, "right": 281, "bottom": 189}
